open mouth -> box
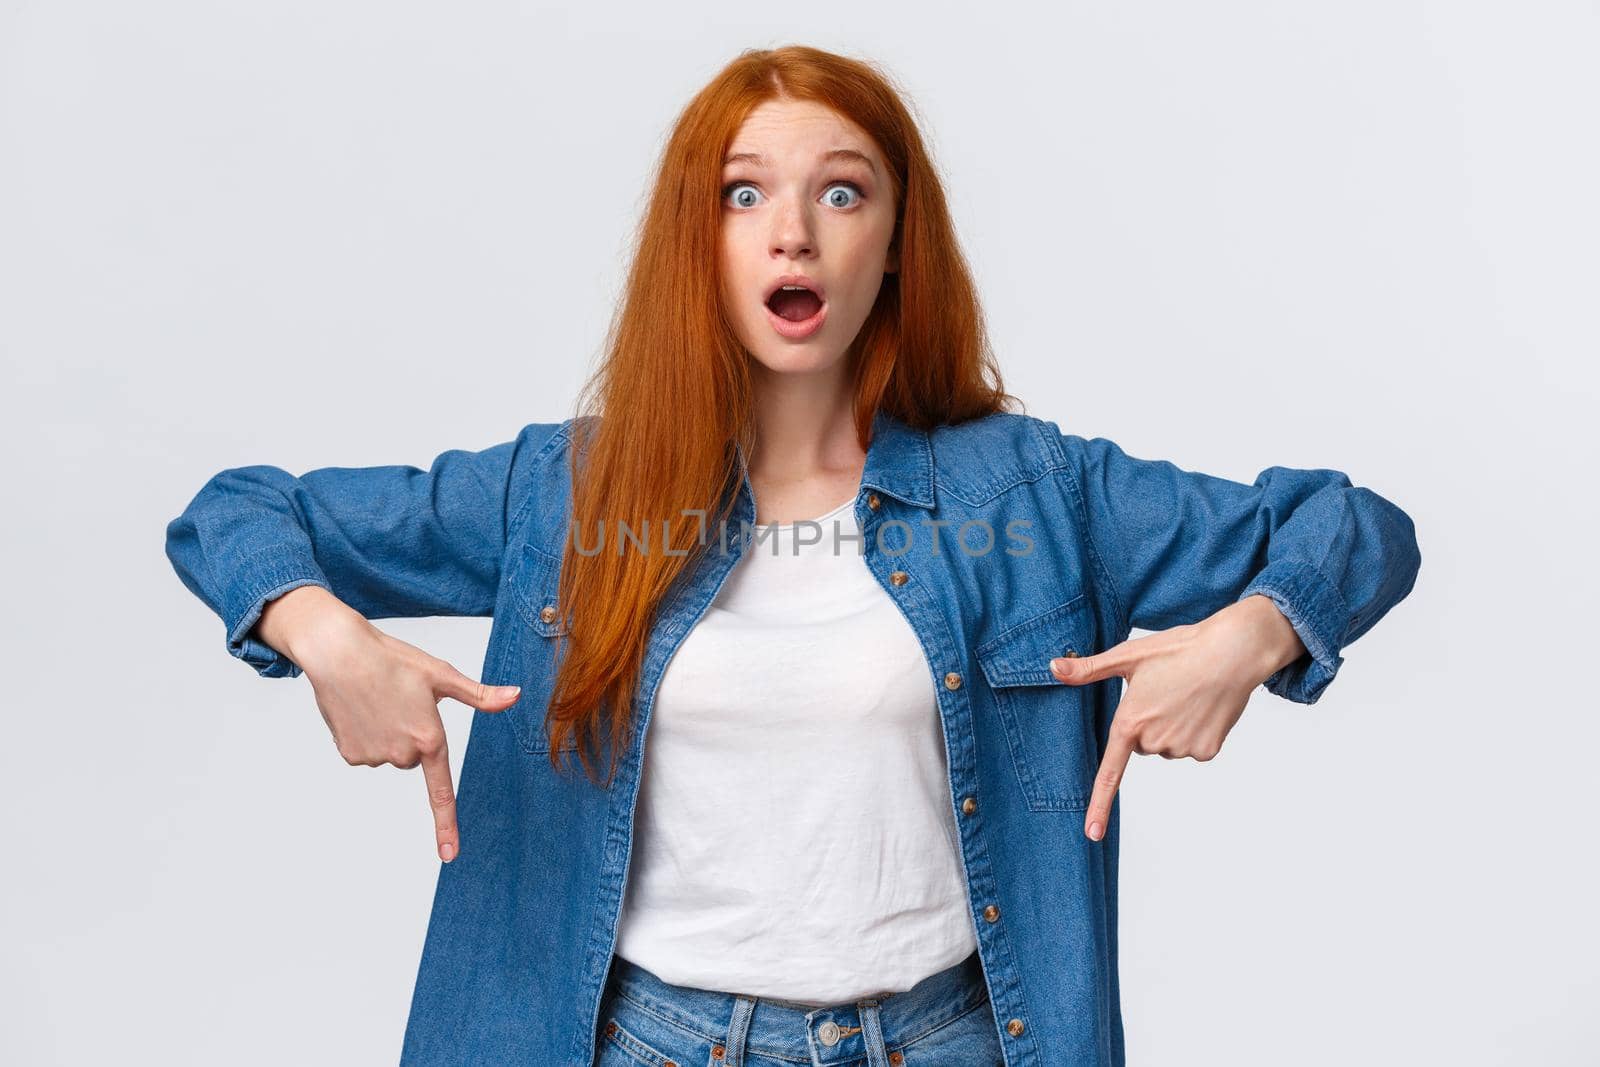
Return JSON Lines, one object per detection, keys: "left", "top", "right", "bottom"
{"left": 766, "top": 284, "right": 824, "bottom": 323}
{"left": 763, "top": 279, "right": 828, "bottom": 339}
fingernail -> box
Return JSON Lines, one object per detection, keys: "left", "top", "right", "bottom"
{"left": 503, "top": 686, "right": 521, "bottom": 698}
{"left": 441, "top": 842, "right": 455, "bottom": 862}
{"left": 1087, "top": 821, "right": 1102, "bottom": 841}
{"left": 1051, "top": 658, "right": 1071, "bottom": 672}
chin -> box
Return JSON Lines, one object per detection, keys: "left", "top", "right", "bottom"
{"left": 746, "top": 341, "right": 848, "bottom": 376}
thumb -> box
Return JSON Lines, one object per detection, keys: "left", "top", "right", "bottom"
{"left": 1049, "top": 650, "right": 1119, "bottom": 686}
{"left": 435, "top": 663, "right": 521, "bottom": 711}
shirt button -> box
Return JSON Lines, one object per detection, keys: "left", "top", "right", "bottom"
{"left": 889, "top": 570, "right": 909, "bottom": 586}
{"left": 867, "top": 492, "right": 881, "bottom": 510}
{"left": 539, "top": 604, "right": 557, "bottom": 624}
{"left": 944, "top": 671, "right": 963, "bottom": 690}
{"left": 1061, "top": 647, "right": 1079, "bottom": 658}
{"left": 818, "top": 1020, "right": 840, "bottom": 1045}
{"left": 961, "top": 796, "right": 977, "bottom": 814}
{"left": 1007, "top": 1018, "right": 1026, "bottom": 1037}
{"left": 983, "top": 904, "right": 1000, "bottom": 922}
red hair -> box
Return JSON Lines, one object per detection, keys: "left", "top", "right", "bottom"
{"left": 546, "top": 44, "right": 1016, "bottom": 784}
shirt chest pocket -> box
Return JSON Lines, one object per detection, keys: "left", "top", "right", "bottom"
{"left": 499, "top": 541, "right": 579, "bottom": 755}
{"left": 976, "top": 594, "right": 1098, "bottom": 813}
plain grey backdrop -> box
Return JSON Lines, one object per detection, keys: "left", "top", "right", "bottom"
{"left": 2, "top": 2, "right": 1594, "bottom": 1063}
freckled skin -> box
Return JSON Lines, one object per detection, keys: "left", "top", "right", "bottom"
{"left": 719, "top": 98, "right": 900, "bottom": 378}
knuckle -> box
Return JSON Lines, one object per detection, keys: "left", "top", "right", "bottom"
{"left": 422, "top": 658, "right": 448, "bottom": 684}
{"left": 413, "top": 728, "right": 447, "bottom": 757}
{"left": 415, "top": 655, "right": 448, "bottom": 689}
{"left": 1113, "top": 703, "right": 1152, "bottom": 729}
{"left": 429, "top": 783, "right": 456, "bottom": 809}
{"left": 425, "top": 660, "right": 455, "bottom": 692}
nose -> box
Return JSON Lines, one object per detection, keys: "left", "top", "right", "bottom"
{"left": 769, "top": 197, "right": 816, "bottom": 259}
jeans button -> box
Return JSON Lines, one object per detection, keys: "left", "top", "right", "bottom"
{"left": 818, "top": 1020, "right": 840, "bottom": 1046}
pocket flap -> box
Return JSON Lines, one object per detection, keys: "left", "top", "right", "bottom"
{"left": 976, "top": 594, "right": 1090, "bottom": 688}
{"left": 511, "top": 542, "right": 569, "bottom": 637}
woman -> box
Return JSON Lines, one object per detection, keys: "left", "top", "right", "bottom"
{"left": 165, "top": 45, "right": 1421, "bottom": 1067}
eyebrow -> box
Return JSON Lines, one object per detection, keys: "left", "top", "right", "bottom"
{"left": 721, "top": 148, "right": 879, "bottom": 177}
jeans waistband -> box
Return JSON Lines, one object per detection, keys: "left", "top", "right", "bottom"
{"left": 603, "top": 950, "right": 990, "bottom": 1063}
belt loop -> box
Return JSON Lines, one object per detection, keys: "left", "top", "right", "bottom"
{"left": 858, "top": 999, "right": 890, "bottom": 1067}
{"left": 721, "top": 994, "right": 757, "bottom": 1066}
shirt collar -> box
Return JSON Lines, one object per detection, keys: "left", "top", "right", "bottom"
{"left": 859, "top": 409, "right": 936, "bottom": 509}
{"left": 730, "top": 408, "right": 936, "bottom": 513}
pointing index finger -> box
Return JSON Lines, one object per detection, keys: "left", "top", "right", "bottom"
{"left": 1085, "top": 725, "right": 1134, "bottom": 842}
{"left": 419, "top": 738, "right": 459, "bottom": 863}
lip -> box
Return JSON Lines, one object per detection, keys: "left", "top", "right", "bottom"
{"left": 762, "top": 273, "right": 828, "bottom": 340}
{"left": 763, "top": 273, "right": 828, "bottom": 305}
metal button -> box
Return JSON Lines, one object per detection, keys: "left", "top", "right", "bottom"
{"left": 984, "top": 904, "right": 1000, "bottom": 923}
{"left": 961, "top": 796, "right": 977, "bottom": 815}
{"left": 944, "top": 671, "right": 963, "bottom": 691}
{"left": 818, "top": 1020, "right": 840, "bottom": 1045}
{"left": 1007, "top": 1018, "right": 1025, "bottom": 1036}
{"left": 888, "top": 1052, "right": 904, "bottom": 1065}
{"left": 1061, "top": 647, "right": 1079, "bottom": 658}
{"left": 539, "top": 604, "right": 557, "bottom": 624}
{"left": 866, "top": 492, "right": 881, "bottom": 510}
{"left": 889, "top": 570, "right": 909, "bottom": 586}
{"left": 711, "top": 1045, "right": 726, "bottom": 1061}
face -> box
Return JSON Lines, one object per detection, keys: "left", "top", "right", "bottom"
{"left": 718, "top": 97, "right": 899, "bottom": 377}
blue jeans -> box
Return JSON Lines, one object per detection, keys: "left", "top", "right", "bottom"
{"left": 594, "top": 950, "right": 1005, "bottom": 1066}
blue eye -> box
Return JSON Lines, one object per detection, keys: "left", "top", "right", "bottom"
{"left": 822, "top": 182, "right": 862, "bottom": 209}
{"left": 720, "top": 181, "right": 865, "bottom": 210}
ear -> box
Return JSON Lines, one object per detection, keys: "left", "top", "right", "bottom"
{"left": 884, "top": 241, "right": 900, "bottom": 275}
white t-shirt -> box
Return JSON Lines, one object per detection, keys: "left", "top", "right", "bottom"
{"left": 611, "top": 494, "right": 978, "bottom": 1006}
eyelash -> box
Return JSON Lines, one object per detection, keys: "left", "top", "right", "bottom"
{"left": 721, "top": 180, "right": 865, "bottom": 207}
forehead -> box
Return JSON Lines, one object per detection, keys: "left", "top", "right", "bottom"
{"left": 724, "top": 98, "right": 882, "bottom": 170}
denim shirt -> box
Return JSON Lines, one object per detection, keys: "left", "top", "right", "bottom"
{"left": 164, "top": 409, "right": 1421, "bottom": 1066}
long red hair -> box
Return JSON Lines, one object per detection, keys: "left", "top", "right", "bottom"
{"left": 545, "top": 44, "right": 1016, "bottom": 784}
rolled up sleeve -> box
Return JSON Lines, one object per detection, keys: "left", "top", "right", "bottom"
{"left": 164, "top": 422, "right": 566, "bottom": 678}
{"left": 1055, "top": 426, "right": 1422, "bottom": 704}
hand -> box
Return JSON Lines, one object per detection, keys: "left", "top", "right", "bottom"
{"left": 268, "top": 589, "right": 522, "bottom": 863}
{"left": 1049, "top": 594, "right": 1306, "bottom": 842}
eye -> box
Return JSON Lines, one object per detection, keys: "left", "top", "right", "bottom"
{"left": 721, "top": 180, "right": 866, "bottom": 210}
{"left": 722, "top": 182, "right": 762, "bottom": 209}
{"left": 822, "top": 182, "right": 863, "bottom": 209}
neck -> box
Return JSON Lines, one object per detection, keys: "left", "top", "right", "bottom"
{"left": 748, "top": 362, "right": 863, "bottom": 483}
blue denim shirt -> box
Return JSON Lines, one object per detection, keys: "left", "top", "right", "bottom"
{"left": 164, "top": 410, "right": 1421, "bottom": 1065}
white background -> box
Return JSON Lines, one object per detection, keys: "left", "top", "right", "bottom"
{"left": 2, "top": 2, "right": 1595, "bottom": 1063}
